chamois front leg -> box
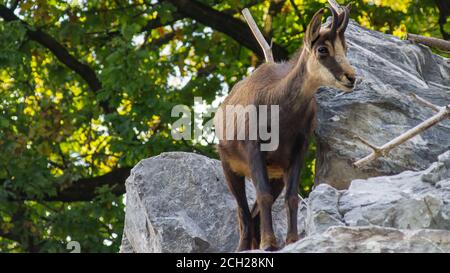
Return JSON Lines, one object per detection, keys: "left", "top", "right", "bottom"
{"left": 219, "top": 153, "right": 252, "bottom": 251}
{"left": 246, "top": 141, "right": 278, "bottom": 251}
{"left": 284, "top": 139, "right": 308, "bottom": 245}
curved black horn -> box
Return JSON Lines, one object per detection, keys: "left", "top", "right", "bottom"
{"left": 328, "top": 5, "right": 339, "bottom": 34}
{"left": 338, "top": 5, "right": 350, "bottom": 33}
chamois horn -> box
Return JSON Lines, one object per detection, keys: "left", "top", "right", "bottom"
{"left": 328, "top": 5, "right": 339, "bottom": 35}
{"left": 338, "top": 5, "right": 351, "bottom": 33}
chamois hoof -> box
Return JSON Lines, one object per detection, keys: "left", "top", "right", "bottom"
{"left": 286, "top": 234, "right": 299, "bottom": 245}
{"left": 260, "top": 235, "right": 278, "bottom": 251}
{"left": 236, "top": 240, "right": 252, "bottom": 252}
{"left": 251, "top": 238, "right": 259, "bottom": 250}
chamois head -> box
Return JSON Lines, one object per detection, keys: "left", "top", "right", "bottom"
{"left": 304, "top": 5, "right": 356, "bottom": 92}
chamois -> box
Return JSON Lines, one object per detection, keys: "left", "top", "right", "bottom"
{"left": 215, "top": 5, "right": 356, "bottom": 251}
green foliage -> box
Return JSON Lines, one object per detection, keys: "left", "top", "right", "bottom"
{"left": 0, "top": 0, "right": 448, "bottom": 252}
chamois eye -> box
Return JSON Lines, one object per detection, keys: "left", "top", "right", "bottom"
{"left": 317, "top": 47, "right": 329, "bottom": 56}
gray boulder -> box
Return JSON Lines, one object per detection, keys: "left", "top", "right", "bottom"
{"left": 120, "top": 152, "right": 304, "bottom": 253}
{"left": 339, "top": 150, "right": 450, "bottom": 231}
{"left": 278, "top": 150, "right": 450, "bottom": 253}
{"left": 281, "top": 226, "right": 450, "bottom": 253}
{"left": 306, "top": 151, "right": 450, "bottom": 234}
{"left": 304, "top": 183, "right": 345, "bottom": 235}
{"left": 315, "top": 21, "right": 450, "bottom": 189}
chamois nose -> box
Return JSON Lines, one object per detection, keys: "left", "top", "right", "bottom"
{"left": 346, "top": 74, "right": 356, "bottom": 85}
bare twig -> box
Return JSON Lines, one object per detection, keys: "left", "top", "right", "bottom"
{"left": 407, "top": 33, "right": 450, "bottom": 52}
{"left": 242, "top": 8, "right": 274, "bottom": 63}
{"left": 410, "top": 93, "right": 443, "bottom": 112}
{"left": 354, "top": 135, "right": 380, "bottom": 151}
{"left": 354, "top": 94, "right": 450, "bottom": 168}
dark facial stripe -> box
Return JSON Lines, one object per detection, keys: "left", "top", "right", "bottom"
{"left": 318, "top": 56, "right": 345, "bottom": 81}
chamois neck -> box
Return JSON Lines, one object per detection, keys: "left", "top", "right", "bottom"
{"left": 280, "top": 48, "right": 320, "bottom": 111}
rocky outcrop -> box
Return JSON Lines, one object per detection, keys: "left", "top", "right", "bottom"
{"left": 121, "top": 151, "right": 450, "bottom": 253}
{"left": 281, "top": 227, "right": 450, "bottom": 253}
{"left": 279, "top": 150, "right": 450, "bottom": 253}
{"left": 304, "top": 151, "right": 450, "bottom": 235}
{"left": 315, "top": 21, "right": 450, "bottom": 189}
{"left": 120, "top": 152, "right": 304, "bottom": 253}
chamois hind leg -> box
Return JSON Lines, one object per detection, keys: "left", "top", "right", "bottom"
{"left": 284, "top": 139, "right": 308, "bottom": 245}
{"left": 250, "top": 178, "right": 284, "bottom": 250}
{"left": 246, "top": 141, "right": 278, "bottom": 251}
{"left": 220, "top": 158, "right": 252, "bottom": 251}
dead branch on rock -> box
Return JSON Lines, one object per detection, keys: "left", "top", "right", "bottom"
{"left": 353, "top": 94, "right": 450, "bottom": 168}
{"left": 242, "top": 8, "right": 274, "bottom": 63}
{"left": 407, "top": 33, "right": 450, "bottom": 53}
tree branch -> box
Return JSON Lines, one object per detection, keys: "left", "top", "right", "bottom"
{"left": 0, "top": 4, "right": 112, "bottom": 113}
{"left": 407, "top": 33, "right": 450, "bottom": 52}
{"left": 242, "top": 8, "right": 274, "bottom": 63}
{"left": 353, "top": 94, "right": 450, "bottom": 168}
{"left": 410, "top": 93, "right": 442, "bottom": 112}
{"left": 47, "top": 167, "right": 131, "bottom": 202}
{"left": 2, "top": 167, "right": 131, "bottom": 202}
{"left": 163, "top": 0, "right": 289, "bottom": 61}
{"left": 104, "top": 12, "right": 184, "bottom": 38}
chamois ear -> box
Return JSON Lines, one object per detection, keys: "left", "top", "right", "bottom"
{"left": 305, "top": 8, "right": 324, "bottom": 49}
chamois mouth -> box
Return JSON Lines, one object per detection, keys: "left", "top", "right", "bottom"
{"left": 336, "top": 81, "right": 355, "bottom": 92}
{"left": 344, "top": 83, "right": 355, "bottom": 89}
